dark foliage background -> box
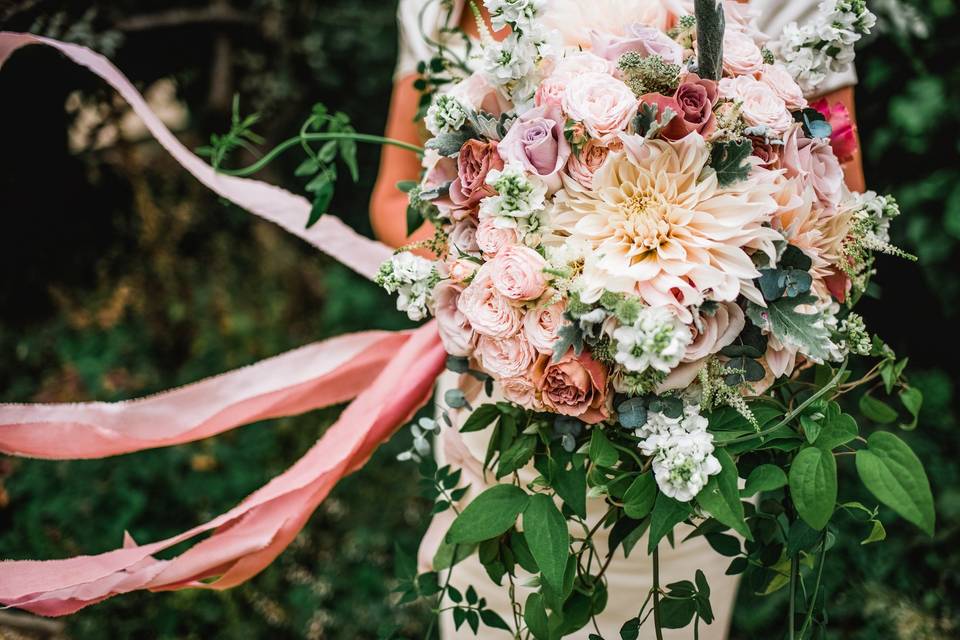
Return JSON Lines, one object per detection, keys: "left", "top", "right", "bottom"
{"left": 0, "top": 1, "right": 958, "bottom": 638}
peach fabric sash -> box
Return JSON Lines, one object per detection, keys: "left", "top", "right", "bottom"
{"left": 0, "top": 32, "right": 444, "bottom": 616}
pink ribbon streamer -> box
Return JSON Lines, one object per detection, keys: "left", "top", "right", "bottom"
{"left": 0, "top": 32, "right": 446, "bottom": 615}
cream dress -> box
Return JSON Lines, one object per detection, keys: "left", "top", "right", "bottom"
{"left": 394, "top": 2, "right": 856, "bottom": 637}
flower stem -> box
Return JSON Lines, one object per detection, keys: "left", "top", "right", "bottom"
{"left": 788, "top": 553, "right": 800, "bottom": 640}
{"left": 799, "top": 536, "right": 828, "bottom": 638}
{"left": 652, "top": 547, "right": 665, "bottom": 640}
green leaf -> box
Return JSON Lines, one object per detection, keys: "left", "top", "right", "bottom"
{"left": 623, "top": 472, "right": 657, "bottom": 519}
{"left": 696, "top": 449, "right": 751, "bottom": 539}
{"left": 294, "top": 157, "right": 320, "bottom": 177}
{"left": 432, "top": 539, "right": 477, "bottom": 571}
{"left": 789, "top": 446, "right": 838, "bottom": 530}
{"left": 480, "top": 609, "right": 512, "bottom": 632}
{"left": 659, "top": 596, "right": 697, "bottom": 629}
{"left": 899, "top": 387, "right": 923, "bottom": 430}
{"left": 859, "top": 394, "right": 898, "bottom": 424}
{"left": 425, "top": 130, "right": 470, "bottom": 156}
{"left": 447, "top": 484, "right": 530, "bottom": 544}
{"left": 307, "top": 180, "right": 334, "bottom": 228}
{"left": 406, "top": 204, "right": 423, "bottom": 237}
{"left": 747, "top": 295, "right": 834, "bottom": 362}
{"left": 551, "top": 460, "right": 587, "bottom": 519}
{"left": 709, "top": 139, "right": 753, "bottom": 186}
{"left": 742, "top": 464, "right": 788, "bottom": 497}
{"left": 497, "top": 435, "right": 537, "bottom": 479}
{"left": 861, "top": 519, "right": 887, "bottom": 545}
{"left": 396, "top": 180, "right": 419, "bottom": 193}
{"left": 462, "top": 404, "right": 500, "bottom": 433}
{"left": 524, "top": 593, "right": 550, "bottom": 640}
{"left": 855, "top": 431, "right": 935, "bottom": 535}
{"left": 816, "top": 411, "right": 859, "bottom": 450}
{"left": 648, "top": 493, "right": 693, "bottom": 554}
{"left": 523, "top": 494, "right": 570, "bottom": 592}
{"left": 588, "top": 428, "right": 619, "bottom": 468}
{"left": 619, "top": 617, "right": 640, "bottom": 640}
{"left": 339, "top": 137, "right": 359, "bottom": 182}
{"left": 694, "top": 0, "right": 725, "bottom": 81}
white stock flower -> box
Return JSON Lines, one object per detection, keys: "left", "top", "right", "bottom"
{"left": 480, "top": 164, "right": 549, "bottom": 240}
{"left": 481, "top": 33, "right": 538, "bottom": 87}
{"left": 425, "top": 94, "right": 468, "bottom": 136}
{"left": 612, "top": 306, "right": 693, "bottom": 374}
{"left": 376, "top": 252, "right": 437, "bottom": 321}
{"left": 485, "top": 0, "right": 545, "bottom": 31}
{"left": 636, "top": 403, "right": 721, "bottom": 502}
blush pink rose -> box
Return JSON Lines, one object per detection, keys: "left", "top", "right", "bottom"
{"left": 760, "top": 64, "right": 807, "bottom": 111}
{"left": 500, "top": 374, "right": 541, "bottom": 409}
{"left": 565, "top": 139, "right": 610, "bottom": 189}
{"left": 450, "top": 139, "right": 504, "bottom": 213}
{"left": 779, "top": 124, "right": 844, "bottom": 208}
{"left": 720, "top": 75, "right": 792, "bottom": 134}
{"left": 523, "top": 302, "right": 565, "bottom": 354}
{"left": 532, "top": 351, "right": 609, "bottom": 424}
{"left": 448, "top": 258, "right": 479, "bottom": 284}
{"left": 434, "top": 281, "right": 476, "bottom": 357}
{"left": 537, "top": 52, "right": 614, "bottom": 108}
{"left": 476, "top": 217, "right": 517, "bottom": 258}
{"left": 536, "top": 77, "right": 567, "bottom": 109}
{"left": 498, "top": 105, "right": 572, "bottom": 193}
{"left": 589, "top": 24, "right": 684, "bottom": 65}
{"left": 448, "top": 218, "right": 479, "bottom": 256}
{"left": 810, "top": 98, "right": 858, "bottom": 163}
{"left": 562, "top": 72, "right": 639, "bottom": 144}
{"left": 488, "top": 245, "right": 549, "bottom": 301}
{"left": 457, "top": 267, "right": 522, "bottom": 339}
{"left": 476, "top": 332, "right": 536, "bottom": 379}
{"left": 683, "top": 302, "right": 745, "bottom": 362}
{"left": 450, "top": 71, "right": 512, "bottom": 117}
{"left": 721, "top": 28, "right": 764, "bottom": 76}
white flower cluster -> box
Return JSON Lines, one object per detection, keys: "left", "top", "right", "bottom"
{"left": 613, "top": 306, "right": 692, "bottom": 374}
{"left": 397, "top": 417, "right": 441, "bottom": 463}
{"left": 852, "top": 190, "right": 900, "bottom": 246}
{"left": 480, "top": 0, "right": 558, "bottom": 108}
{"left": 426, "top": 94, "right": 469, "bottom": 137}
{"left": 776, "top": 0, "right": 877, "bottom": 93}
{"left": 375, "top": 252, "right": 437, "bottom": 321}
{"left": 637, "top": 403, "right": 722, "bottom": 502}
{"left": 485, "top": 0, "right": 545, "bottom": 33}
{"left": 480, "top": 164, "right": 548, "bottom": 242}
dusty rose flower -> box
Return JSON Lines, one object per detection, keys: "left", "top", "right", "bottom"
{"left": 476, "top": 332, "right": 536, "bottom": 379}
{"left": 448, "top": 218, "right": 479, "bottom": 256}
{"left": 434, "top": 281, "right": 476, "bottom": 357}
{"left": 562, "top": 72, "right": 639, "bottom": 143}
{"left": 488, "top": 245, "right": 549, "bottom": 301}
{"left": 565, "top": 139, "right": 610, "bottom": 189}
{"left": 589, "top": 23, "right": 684, "bottom": 64}
{"left": 779, "top": 124, "right": 844, "bottom": 209}
{"left": 721, "top": 28, "right": 765, "bottom": 76}
{"left": 498, "top": 105, "right": 572, "bottom": 193}
{"left": 750, "top": 136, "right": 781, "bottom": 167}
{"left": 523, "top": 301, "right": 565, "bottom": 354}
{"left": 476, "top": 217, "right": 517, "bottom": 258}
{"left": 448, "top": 258, "right": 479, "bottom": 284}
{"left": 683, "top": 302, "right": 746, "bottom": 362}
{"left": 500, "top": 374, "right": 540, "bottom": 409}
{"left": 457, "top": 267, "right": 522, "bottom": 339}
{"left": 810, "top": 98, "right": 858, "bottom": 163}
{"left": 450, "top": 140, "right": 504, "bottom": 213}
{"left": 532, "top": 351, "right": 609, "bottom": 424}
{"left": 760, "top": 64, "right": 807, "bottom": 111}
{"left": 720, "top": 75, "right": 792, "bottom": 134}
{"left": 640, "top": 74, "right": 718, "bottom": 140}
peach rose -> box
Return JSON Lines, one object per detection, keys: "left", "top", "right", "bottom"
{"left": 720, "top": 75, "right": 792, "bottom": 135}
{"left": 476, "top": 217, "right": 517, "bottom": 258}
{"left": 760, "top": 64, "right": 807, "bottom": 111}
{"left": 562, "top": 72, "right": 639, "bottom": 144}
{"left": 779, "top": 124, "right": 844, "bottom": 209}
{"left": 500, "top": 374, "right": 541, "bottom": 409}
{"left": 523, "top": 302, "right": 565, "bottom": 354}
{"left": 532, "top": 351, "right": 609, "bottom": 424}
{"left": 450, "top": 140, "right": 504, "bottom": 213}
{"left": 457, "top": 266, "right": 522, "bottom": 339}
{"left": 640, "top": 74, "right": 718, "bottom": 141}
{"left": 476, "top": 332, "right": 536, "bottom": 379}
{"left": 683, "top": 302, "right": 746, "bottom": 362}
{"left": 488, "top": 245, "right": 549, "bottom": 301}
{"left": 434, "top": 281, "right": 476, "bottom": 357}
{"left": 721, "top": 28, "right": 764, "bottom": 77}
{"left": 565, "top": 139, "right": 610, "bottom": 189}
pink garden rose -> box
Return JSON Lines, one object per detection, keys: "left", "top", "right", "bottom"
{"left": 810, "top": 98, "right": 858, "bottom": 163}
{"left": 537, "top": 52, "right": 615, "bottom": 109}
{"left": 562, "top": 72, "right": 639, "bottom": 143}
{"left": 500, "top": 374, "right": 540, "bottom": 409}
{"left": 476, "top": 332, "right": 536, "bottom": 380}
{"left": 448, "top": 258, "right": 479, "bottom": 284}
{"left": 434, "top": 281, "right": 476, "bottom": 357}
{"left": 565, "top": 139, "right": 610, "bottom": 189}
{"left": 780, "top": 124, "right": 844, "bottom": 208}
{"left": 589, "top": 24, "right": 684, "bottom": 65}
{"left": 450, "top": 139, "right": 504, "bottom": 213}
{"left": 721, "top": 28, "right": 764, "bottom": 77}
{"left": 683, "top": 302, "right": 745, "bottom": 362}
{"left": 640, "top": 74, "right": 718, "bottom": 140}
{"left": 498, "top": 105, "right": 572, "bottom": 193}
{"left": 532, "top": 351, "right": 609, "bottom": 424}
{"left": 523, "top": 301, "right": 565, "bottom": 354}
{"left": 457, "top": 267, "right": 522, "bottom": 339}
{"left": 448, "top": 218, "right": 479, "bottom": 256}
{"left": 720, "top": 75, "right": 792, "bottom": 135}
{"left": 476, "top": 217, "right": 517, "bottom": 258}
{"left": 488, "top": 245, "right": 549, "bottom": 301}
{"left": 760, "top": 64, "right": 807, "bottom": 111}
{"left": 449, "top": 71, "right": 512, "bottom": 117}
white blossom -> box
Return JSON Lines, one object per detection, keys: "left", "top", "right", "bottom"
{"left": 612, "top": 306, "right": 692, "bottom": 374}
{"left": 425, "top": 94, "right": 469, "bottom": 136}
{"left": 480, "top": 164, "right": 548, "bottom": 243}
{"left": 376, "top": 252, "right": 437, "bottom": 321}
{"left": 484, "top": 0, "right": 545, "bottom": 32}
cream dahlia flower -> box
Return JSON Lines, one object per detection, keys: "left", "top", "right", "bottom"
{"left": 550, "top": 134, "right": 781, "bottom": 320}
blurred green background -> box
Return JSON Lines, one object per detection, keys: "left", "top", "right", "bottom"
{"left": 0, "top": 1, "right": 958, "bottom": 638}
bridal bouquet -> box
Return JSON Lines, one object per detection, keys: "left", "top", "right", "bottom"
{"left": 374, "top": 0, "right": 933, "bottom": 637}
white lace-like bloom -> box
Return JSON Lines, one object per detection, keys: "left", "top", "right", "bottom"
{"left": 612, "top": 306, "right": 691, "bottom": 374}
{"left": 376, "top": 252, "right": 437, "bottom": 321}
{"left": 551, "top": 134, "right": 780, "bottom": 320}
{"left": 426, "top": 94, "right": 468, "bottom": 137}
{"left": 480, "top": 164, "right": 549, "bottom": 241}
{"left": 636, "top": 404, "right": 721, "bottom": 502}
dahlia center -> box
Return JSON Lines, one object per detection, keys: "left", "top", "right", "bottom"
{"left": 621, "top": 188, "right": 671, "bottom": 252}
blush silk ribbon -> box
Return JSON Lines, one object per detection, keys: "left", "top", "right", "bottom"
{"left": 0, "top": 32, "right": 445, "bottom": 616}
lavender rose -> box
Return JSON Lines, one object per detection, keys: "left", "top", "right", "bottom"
{"left": 498, "top": 105, "right": 571, "bottom": 193}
